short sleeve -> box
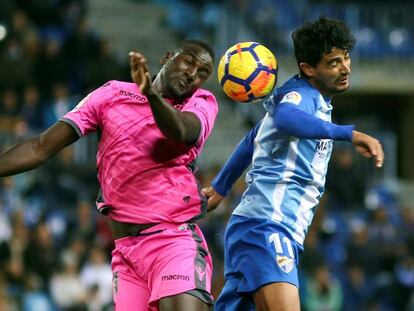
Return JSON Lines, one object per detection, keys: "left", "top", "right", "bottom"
{"left": 61, "top": 81, "right": 115, "bottom": 136}
{"left": 182, "top": 90, "right": 218, "bottom": 145}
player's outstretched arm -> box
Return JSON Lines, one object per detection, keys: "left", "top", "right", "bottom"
{"left": 351, "top": 130, "right": 384, "bottom": 168}
{"left": 0, "top": 121, "right": 79, "bottom": 177}
{"left": 202, "top": 123, "right": 260, "bottom": 213}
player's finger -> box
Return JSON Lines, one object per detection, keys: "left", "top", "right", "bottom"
{"left": 138, "top": 67, "right": 147, "bottom": 89}
{"left": 129, "top": 52, "right": 147, "bottom": 68}
{"left": 201, "top": 187, "right": 213, "bottom": 196}
{"left": 366, "top": 139, "right": 383, "bottom": 168}
{"left": 129, "top": 52, "right": 139, "bottom": 71}
{"left": 375, "top": 141, "right": 384, "bottom": 168}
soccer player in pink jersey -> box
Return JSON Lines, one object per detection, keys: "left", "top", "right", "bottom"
{"left": 0, "top": 40, "right": 218, "bottom": 311}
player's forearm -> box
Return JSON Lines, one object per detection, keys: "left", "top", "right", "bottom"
{"left": 0, "top": 138, "right": 50, "bottom": 176}
{"left": 212, "top": 125, "right": 257, "bottom": 196}
{"left": 0, "top": 122, "right": 79, "bottom": 177}
{"left": 274, "top": 104, "right": 354, "bottom": 141}
{"left": 147, "top": 93, "right": 199, "bottom": 143}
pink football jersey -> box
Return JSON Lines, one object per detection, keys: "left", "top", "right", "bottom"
{"left": 62, "top": 80, "right": 218, "bottom": 223}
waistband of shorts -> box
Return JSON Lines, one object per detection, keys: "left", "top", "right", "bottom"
{"left": 109, "top": 219, "right": 196, "bottom": 240}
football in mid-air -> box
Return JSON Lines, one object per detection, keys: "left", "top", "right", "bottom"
{"left": 218, "top": 42, "right": 277, "bottom": 103}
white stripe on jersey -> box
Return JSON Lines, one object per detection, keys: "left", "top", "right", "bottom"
{"left": 271, "top": 139, "right": 299, "bottom": 222}
{"left": 251, "top": 114, "right": 268, "bottom": 163}
{"left": 292, "top": 185, "right": 320, "bottom": 243}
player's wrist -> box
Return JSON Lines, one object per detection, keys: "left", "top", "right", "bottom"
{"left": 146, "top": 90, "right": 162, "bottom": 100}
{"left": 351, "top": 130, "right": 363, "bottom": 143}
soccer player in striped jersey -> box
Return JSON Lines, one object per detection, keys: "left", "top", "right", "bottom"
{"left": 203, "top": 16, "right": 384, "bottom": 311}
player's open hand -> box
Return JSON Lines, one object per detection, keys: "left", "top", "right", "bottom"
{"left": 352, "top": 130, "right": 384, "bottom": 168}
{"left": 201, "top": 186, "right": 224, "bottom": 213}
{"left": 129, "top": 51, "right": 153, "bottom": 96}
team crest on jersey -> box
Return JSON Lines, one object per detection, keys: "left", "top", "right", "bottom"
{"left": 280, "top": 91, "right": 302, "bottom": 105}
{"left": 276, "top": 255, "right": 294, "bottom": 273}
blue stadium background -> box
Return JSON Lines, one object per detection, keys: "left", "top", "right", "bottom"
{"left": 0, "top": 0, "right": 413, "bottom": 310}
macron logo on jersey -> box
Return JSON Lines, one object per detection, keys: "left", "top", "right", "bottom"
{"left": 119, "top": 90, "right": 147, "bottom": 103}
{"left": 280, "top": 91, "right": 302, "bottom": 105}
{"left": 161, "top": 274, "right": 190, "bottom": 281}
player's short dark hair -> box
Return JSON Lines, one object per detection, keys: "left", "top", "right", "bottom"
{"left": 292, "top": 16, "right": 356, "bottom": 67}
{"left": 181, "top": 39, "right": 215, "bottom": 63}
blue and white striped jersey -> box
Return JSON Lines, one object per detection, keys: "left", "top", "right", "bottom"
{"left": 233, "top": 75, "right": 334, "bottom": 245}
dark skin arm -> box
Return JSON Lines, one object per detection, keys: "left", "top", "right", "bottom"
{"left": 129, "top": 52, "right": 200, "bottom": 145}
{"left": 0, "top": 121, "right": 79, "bottom": 177}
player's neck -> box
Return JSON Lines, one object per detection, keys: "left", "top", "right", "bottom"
{"left": 304, "top": 77, "right": 334, "bottom": 99}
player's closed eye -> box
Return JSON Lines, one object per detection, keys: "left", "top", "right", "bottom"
{"left": 198, "top": 70, "right": 208, "bottom": 79}
{"left": 184, "top": 57, "right": 193, "bottom": 66}
{"left": 329, "top": 61, "right": 338, "bottom": 68}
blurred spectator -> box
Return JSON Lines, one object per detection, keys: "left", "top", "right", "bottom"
{"left": 20, "top": 85, "right": 43, "bottom": 131}
{"left": 80, "top": 245, "right": 113, "bottom": 310}
{"left": 300, "top": 228, "right": 326, "bottom": 277}
{"left": 24, "top": 222, "right": 57, "bottom": 290}
{"left": 0, "top": 38, "right": 33, "bottom": 89}
{"left": 0, "top": 211, "right": 29, "bottom": 299}
{"left": 0, "top": 271, "right": 19, "bottom": 311}
{"left": 42, "top": 83, "right": 76, "bottom": 128}
{"left": 303, "top": 264, "right": 343, "bottom": 311}
{"left": 393, "top": 255, "right": 414, "bottom": 310}
{"left": 342, "top": 264, "right": 375, "bottom": 311}
{"left": 60, "top": 0, "right": 88, "bottom": 32}
{"left": 366, "top": 207, "right": 401, "bottom": 272}
{"left": 34, "top": 38, "right": 69, "bottom": 98}
{"left": 0, "top": 177, "right": 25, "bottom": 216}
{"left": 9, "top": 10, "right": 38, "bottom": 48}
{"left": 63, "top": 236, "right": 89, "bottom": 268}
{"left": 50, "top": 252, "right": 87, "bottom": 310}
{"left": 326, "top": 147, "right": 366, "bottom": 210}
{"left": 345, "top": 224, "right": 380, "bottom": 276}
{"left": 0, "top": 89, "right": 19, "bottom": 116}
{"left": 67, "top": 200, "right": 96, "bottom": 243}
{"left": 21, "top": 273, "right": 54, "bottom": 311}
{"left": 400, "top": 206, "right": 414, "bottom": 254}
{"left": 0, "top": 89, "right": 21, "bottom": 134}
{"left": 63, "top": 18, "right": 101, "bottom": 93}
{"left": 86, "top": 39, "right": 124, "bottom": 91}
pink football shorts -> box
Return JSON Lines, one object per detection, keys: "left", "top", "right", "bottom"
{"left": 111, "top": 222, "right": 213, "bottom": 310}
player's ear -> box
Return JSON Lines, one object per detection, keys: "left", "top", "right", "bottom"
{"left": 160, "top": 50, "right": 175, "bottom": 65}
{"left": 299, "top": 62, "right": 316, "bottom": 78}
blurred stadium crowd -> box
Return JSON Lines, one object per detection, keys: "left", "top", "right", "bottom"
{"left": 0, "top": 0, "right": 413, "bottom": 311}
{"left": 156, "top": 0, "right": 414, "bottom": 60}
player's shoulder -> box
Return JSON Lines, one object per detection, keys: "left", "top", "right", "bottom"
{"left": 189, "top": 88, "right": 218, "bottom": 108}
{"left": 275, "top": 75, "right": 319, "bottom": 106}
{"left": 98, "top": 80, "right": 146, "bottom": 100}
{"left": 193, "top": 88, "right": 217, "bottom": 101}
{"left": 100, "top": 80, "right": 137, "bottom": 91}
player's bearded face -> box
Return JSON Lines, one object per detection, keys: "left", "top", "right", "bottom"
{"left": 313, "top": 48, "right": 351, "bottom": 96}
{"left": 161, "top": 47, "right": 213, "bottom": 99}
